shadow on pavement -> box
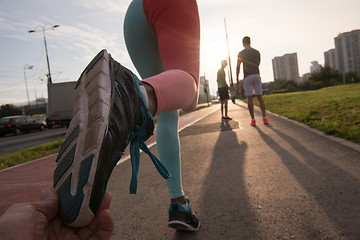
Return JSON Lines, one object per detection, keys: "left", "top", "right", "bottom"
{"left": 256, "top": 125, "right": 360, "bottom": 238}
{"left": 180, "top": 119, "right": 260, "bottom": 239}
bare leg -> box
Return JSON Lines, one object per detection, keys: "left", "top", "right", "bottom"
{"left": 221, "top": 100, "right": 225, "bottom": 117}
{"left": 225, "top": 100, "right": 228, "bottom": 117}
{"left": 143, "top": 82, "right": 157, "bottom": 116}
{"left": 247, "top": 96, "right": 255, "bottom": 119}
{"left": 256, "top": 95, "right": 266, "bottom": 118}
{"left": 171, "top": 196, "right": 187, "bottom": 204}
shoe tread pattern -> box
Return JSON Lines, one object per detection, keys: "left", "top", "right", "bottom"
{"left": 57, "top": 155, "right": 94, "bottom": 224}
{"left": 53, "top": 144, "right": 76, "bottom": 187}
{"left": 54, "top": 50, "right": 111, "bottom": 226}
{"left": 56, "top": 125, "right": 79, "bottom": 162}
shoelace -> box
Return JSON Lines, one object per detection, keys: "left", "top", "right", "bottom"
{"left": 128, "top": 110, "right": 170, "bottom": 194}
{"left": 114, "top": 73, "right": 170, "bottom": 194}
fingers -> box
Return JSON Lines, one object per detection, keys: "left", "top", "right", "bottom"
{"left": 97, "top": 192, "right": 114, "bottom": 232}
{"left": 95, "top": 208, "right": 114, "bottom": 238}
{"left": 32, "top": 187, "right": 59, "bottom": 221}
{"left": 90, "top": 192, "right": 114, "bottom": 239}
{"left": 98, "top": 191, "right": 112, "bottom": 212}
{"left": 77, "top": 192, "right": 114, "bottom": 239}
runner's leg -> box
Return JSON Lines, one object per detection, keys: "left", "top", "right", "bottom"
{"left": 124, "top": 0, "right": 200, "bottom": 202}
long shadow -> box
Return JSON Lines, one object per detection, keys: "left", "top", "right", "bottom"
{"left": 256, "top": 125, "right": 360, "bottom": 238}
{"left": 174, "top": 120, "right": 259, "bottom": 239}
{"left": 233, "top": 102, "right": 247, "bottom": 110}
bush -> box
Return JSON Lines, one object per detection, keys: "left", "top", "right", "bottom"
{"left": 0, "top": 104, "right": 22, "bottom": 118}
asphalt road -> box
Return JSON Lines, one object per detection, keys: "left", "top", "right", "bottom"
{"left": 107, "top": 103, "right": 360, "bottom": 240}
{"left": 0, "top": 127, "right": 67, "bottom": 155}
{"left": 0, "top": 102, "right": 359, "bottom": 239}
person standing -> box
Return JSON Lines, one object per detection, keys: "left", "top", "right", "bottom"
{"left": 217, "top": 60, "right": 232, "bottom": 120}
{"left": 236, "top": 36, "right": 269, "bottom": 126}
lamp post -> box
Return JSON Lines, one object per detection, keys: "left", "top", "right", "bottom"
{"left": 23, "top": 65, "right": 33, "bottom": 110}
{"left": 28, "top": 24, "right": 59, "bottom": 84}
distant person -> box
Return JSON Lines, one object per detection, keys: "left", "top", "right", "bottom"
{"left": 217, "top": 60, "right": 232, "bottom": 120}
{"left": 236, "top": 36, "right": 269, "bottom": 126}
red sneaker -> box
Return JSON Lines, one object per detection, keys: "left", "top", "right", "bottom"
{"left": 263, "top": 117, "right": 269, "bottom": 125}
{"left": 251, "top": 119, "right": 256, "bottom": 126}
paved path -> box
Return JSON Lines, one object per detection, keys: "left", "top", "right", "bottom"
{"left": 1, "top": 102, "right": 359, "bottom": 239}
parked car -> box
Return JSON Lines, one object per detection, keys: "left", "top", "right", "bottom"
{"left": 0, "top": 115, "right": 46, "bottom": 136}
{"left": 32, "top": 114, "right": 47, "bottom": 127}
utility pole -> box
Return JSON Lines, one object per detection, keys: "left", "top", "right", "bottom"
{"left": 204, "top": 73, "right": 209, "bottom": 106}
{"left": 23, "top": 65, "right": 33, "bottom": 111}
{"left": 224, "top": 18, "right": 235, "bottom": 103}
{"left": 29, "top": 24, "right": 59, "bottom": 84}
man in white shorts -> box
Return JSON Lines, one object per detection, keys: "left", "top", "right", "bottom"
{"left": 236, "top": 36, "right": 269, "bottom": 126}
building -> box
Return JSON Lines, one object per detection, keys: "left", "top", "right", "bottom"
{"left": 198, "top": 75, "right": 210, "bottom": 104}
{"left": 324, "top": 48, "right": 338, "bottom": 70}
{"left": 199, "top": 75, "right": 208, "bottom": 95}
{"left": 334, "top": 29, "right": 360, "bottom": 75}
{"left": 301, "top": 72, "right": 312, "bottom": 82}
{"left": 272, "top": 53, "right": 300, "bottom": 83}
{"left": 310, "top": 61, "right": 321, "bottom": 73}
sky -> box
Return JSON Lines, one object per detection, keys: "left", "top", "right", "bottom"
{"left": 0, "top": 0, "right": 359, "bottom": 105}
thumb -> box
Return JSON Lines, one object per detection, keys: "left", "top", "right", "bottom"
{"left": 32, "top": 187, "right": 60, "bottom": 221}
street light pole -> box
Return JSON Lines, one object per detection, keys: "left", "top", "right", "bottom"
{"left": 224, "top": 18, "right": 236, "bottom": 103}
{"left": 23, "top": 65, "right": 33, "bottom": 110}
{"left": 28, "top": 24, "right": 59, "bottom": 84}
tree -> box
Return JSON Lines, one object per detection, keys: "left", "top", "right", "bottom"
{"left": 308, "top": 66, "right": 342, "bottom": 89}
{"left": 268, "top": 79, "right": 299, "bottom": 93}
{"left": 345, "top": 71, "right": 360, "bottom": 83}
{"left": 0, "top": 104, "right": 22, "bottom": 118}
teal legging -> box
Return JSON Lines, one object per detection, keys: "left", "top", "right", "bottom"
{"left": 124, "top": 0, "right": 184, "bottom": 198}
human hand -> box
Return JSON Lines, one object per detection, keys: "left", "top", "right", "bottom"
{"left": 0, "top": 187, "right": 114, "bottom": 240}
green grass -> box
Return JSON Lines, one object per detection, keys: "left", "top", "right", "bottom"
{"left": 0, "top": 139, "right": 64, "bottom": 170}
{"left": 258, "top": 83, "right": 360, "bottom": 144}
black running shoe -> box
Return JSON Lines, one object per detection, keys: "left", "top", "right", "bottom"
{"left": 168, "top": 198, "right": 200, "bottom": 231}
{"left": 222, "top": 116, "right": 232, "bottom": 120}
{"left": 53, "top": 49, "right": 170, "bottom": 227}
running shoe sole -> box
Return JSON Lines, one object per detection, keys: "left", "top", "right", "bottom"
{"left": 168, "top": 220, "right": 201, "bottom": 232}
{"left": 168, "top": 199, "right": 200, "bottom": 232}
{"left": 53, "top": 50, "right": 135, "bottom": 227}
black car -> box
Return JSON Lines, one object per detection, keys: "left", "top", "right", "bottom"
{"left": 0, "top": 115, "right": 46, "bottom": 136}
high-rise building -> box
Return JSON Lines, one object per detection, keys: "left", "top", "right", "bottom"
{"left": 310, "top": 61, "right": 321, "bottom": 73}
{"left": 199, "top": 75, "right": 208, "bottom": 95}
{"left": 272, "top": 53, "right": 300, "bottom": 83}
{"left": 334, "top": 29, "right": 360, "bottom": 75}
{"left": 324, "top": 49, "right": 338, "bottom": 70}
{"left": 198, "top": 75, "right": 210, "bottom": 103}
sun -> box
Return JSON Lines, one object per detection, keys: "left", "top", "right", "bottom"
{"left": 200, "top": 38, "right": 231, "bottom": 94}
{"left": 201, "top": 38, "right": 228, "bottom": 62}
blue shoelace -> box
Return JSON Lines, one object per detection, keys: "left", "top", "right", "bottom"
{"left": 126, "top": 75, "right": 170, "bottom": 194}
{"left": 129, "top": 127, "right": 170, "bottom": 194}
{"left": 114, "top": 74, "right": 170, "bottom": 194}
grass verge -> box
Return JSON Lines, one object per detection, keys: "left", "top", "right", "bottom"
{"left": 258, "top": 83, "right": 360, "bottom": 144}
{"left": 0, "top": 139, "right": 64, "bottom": 170}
